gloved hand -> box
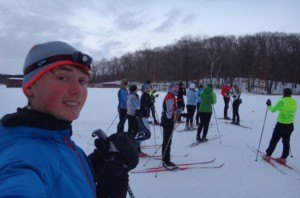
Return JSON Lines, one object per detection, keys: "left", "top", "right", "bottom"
{"left": 88, "top": 129, "right": 110, "bottom": 172}
{"left": 266, "top": 99, "right": 271, "bottom": 106}
{"left": 108, "top": 132, "right": 139, "bottom": 171}
{"left": 92, "top": 129, "right": 110, "bottom": 156}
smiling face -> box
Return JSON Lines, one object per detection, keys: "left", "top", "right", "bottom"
{"left": 26, "top": 65, "right": 90, "bottom": 121}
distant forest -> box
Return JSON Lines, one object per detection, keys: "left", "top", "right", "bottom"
{"left": 91, "top": 32, "right": 300, "bottom": 85}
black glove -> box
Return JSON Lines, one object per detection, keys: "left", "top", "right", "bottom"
{"left": 155, "top": 94, "right": 159, "bottom": 98}
{"left": 88, "top": 129, "right": 110, "bottom": 174}
{"left": 266, "top": 99, "right": 271, "bottom": 106}
{"left": 108, "top": 132, "right": 139, "bottom": 171}
{"left": 92, "top": 129, "right": 110, "bottom": 156}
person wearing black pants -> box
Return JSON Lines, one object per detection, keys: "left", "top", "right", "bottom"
{"left": 117, "top": 79, "right": 128, "bottom": 133}
{"left": 196, "top": 84, "right": 216, "bottom": 142}
{"left": 161, "top": 82, "right": 179, "bottom": 169}
{"left": 221, "top": 82, "right": 231, "bottom": 119}
{"left": 185, "top": 83, "right": 198, "bottom": 129}
{"left": 127, "top": 84, "right": 139, "bottom": 137}
{"left": 161, "top": 118, "right": 174, "bottom": 166}
{"left": 230, "top": 85, "right": 241, "bottom": 125}
{"left": 266, "top": 123, "right": 294, "bottom": 159}
{"left": 197, "top": 112, "right": 212, "bottom": 140}
{"left": 232, "top": 101, "right": 240, "bottom": 124}
{"left": 263, "top": 88, "right": 297, "bottom": 164}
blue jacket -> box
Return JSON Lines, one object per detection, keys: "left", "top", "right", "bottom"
{"left": 118, "top": 88, "right": 128, "bottom": 109}
{"left": 197, "top": 88, "right": 203, "bottom": 104}
{"left": 186, "top": 89, "right": 199, "bottom": 105}
{"left": 0, "top": 125, "right": 96, "bottom": 197}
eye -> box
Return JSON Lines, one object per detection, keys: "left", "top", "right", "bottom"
{"left": 79, "top": 78, "right": 89, "bottom": 86}
{"left": 57, "top": 76, "right": 69, "bottom": 81}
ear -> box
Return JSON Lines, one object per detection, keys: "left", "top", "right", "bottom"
{"left": 24, "top": 87, "right": 34, "bottom": 96}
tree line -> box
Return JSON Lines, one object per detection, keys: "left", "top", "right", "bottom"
{"left": 91, "top": 32, "right": 300, "bottom": 85}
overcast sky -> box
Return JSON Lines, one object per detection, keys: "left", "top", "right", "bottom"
{"left": 0, "top": 0, "right": 299, "bottom": 74}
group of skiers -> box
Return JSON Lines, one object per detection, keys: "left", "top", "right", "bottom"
{"left": 0, "top": 40, "right": 297, "bottom": 197}
{"left": 117, "top": 80, "right": 298, "bottom": 170}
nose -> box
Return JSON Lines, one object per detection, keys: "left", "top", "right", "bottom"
{"left": 69, "top": 80, "right": 82, "bottom": 95}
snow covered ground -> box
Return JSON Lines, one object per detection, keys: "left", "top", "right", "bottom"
{"left": 1, "top": 87, "right": 299, "bottom": 198}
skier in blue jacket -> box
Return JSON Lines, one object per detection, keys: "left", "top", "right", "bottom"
{"left": 0, "top": 41, "right": 138, "bottom": 198}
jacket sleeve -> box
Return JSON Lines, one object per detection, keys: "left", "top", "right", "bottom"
{"left": 268, "top": 100, "right": 284, "bottom": 113}
{"left": 165, "top": 99, "right": 175, "bottom": 119}
{"left": 0, "top": 158, "right": 47, "bottom": 196}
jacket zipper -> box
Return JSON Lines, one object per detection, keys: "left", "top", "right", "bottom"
{"left": 63, "top": 135, "right": 96, "bottom": 197}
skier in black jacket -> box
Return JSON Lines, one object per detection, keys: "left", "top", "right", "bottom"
{"left": 177, "top": 82, "right": 186, "bottom": 123}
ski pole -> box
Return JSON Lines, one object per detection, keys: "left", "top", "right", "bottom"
{"left": 154, "top": 116, "right": 180, "bottom": 178}
{"left": 127, "top": 185, "right": 135, "bottom": 198}
{"left": 143, "top": 119, "right": 180, "bottom": 167}
{"left": 255, "top": 107, "right": 268, "bottom": 161}
{"left": 290, "top": 147, "right": 293, "bottom": 158}
{"left": 213, "top": 106, "right": 222, "bottom": 144}
{"left": 153, "top": 122, "right": 157, "bottom": 150}
{"left": 106, "top": 113, "right": 118, "bottom": 133}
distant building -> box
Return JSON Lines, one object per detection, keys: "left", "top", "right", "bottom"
{"left": 7, "top": 78, "right": 23, "bottom": 88}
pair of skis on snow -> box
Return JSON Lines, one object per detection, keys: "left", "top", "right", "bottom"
{"left": 218, "top": 118, "right": 252, "bottom": 129}
{"left": 131, "top": 157, "right": 224, "bottom": 174}
{"left": 139, "top": 153, "right": 189, "bottom": 160}
{"left": 248, "top": 145, "right": 300, "bottom": 175}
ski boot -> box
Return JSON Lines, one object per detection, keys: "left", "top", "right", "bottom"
{"left": 275, "top": 157, "right": 286, "bottom": 165}
{"left": 263, "top": 155, "right": 271, "bottom": 162}
{"left": 162, "top": 161, "right": 178, "bottom": 170}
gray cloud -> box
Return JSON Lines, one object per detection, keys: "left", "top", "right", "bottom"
{"left": 153, "top": 8, "right": 182, "bottom": 33}
{"left": 114, "top": 12, "right": 146, "bottom": 31}
{"left": 90, "top": 40, "right": 127, "bottom": 59}
{"left": 181, "top": 13, "right": 197, "bottom": 25}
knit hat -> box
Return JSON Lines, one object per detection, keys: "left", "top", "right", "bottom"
{"left": 189, "top": 83, "right": 195, "bottom": 89}
{"left": 142, "top": 84, "right": 151, "bottom": 92}
{"left": 283, "top": 88, "right": 292, "bottom": 97}
{"left": 22, "top": 41, "right": 92, "bottom": 93}
{"left": 168, "top": 82, "right": 178, "bottom": 91}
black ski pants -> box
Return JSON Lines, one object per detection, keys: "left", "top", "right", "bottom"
{"left": 127, "top": 115, "right": 138, "bottom": 137}
{"left": 197, "top": 112, "right": 212, "bottom": 139}
{"left": 266, "top": 122, "right": 294, "bottom": 159}
{"left": 117, "top": 108, "right": 127, "bottom": 133}
{"left": 223, "top": 96, "right": 230, "bottom": 118}
{"left": 186, "top": 105, "right": 196, "bottom": 125}
{"left": 232, "top": 100, "right": 240, "bottom": 123}
{"left": 162, "top": 118, "right": 174, "bottom": 163}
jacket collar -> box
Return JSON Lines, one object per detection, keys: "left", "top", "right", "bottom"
{"left": 1, "top": 107, "right": 72, "bottom": 131}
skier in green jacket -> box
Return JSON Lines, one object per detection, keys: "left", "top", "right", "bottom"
{"left": 263, "top": 88, "right": 297, "bottom": 164}
{"left": 196, "top": 84, "right": 217, "bottom": 142}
